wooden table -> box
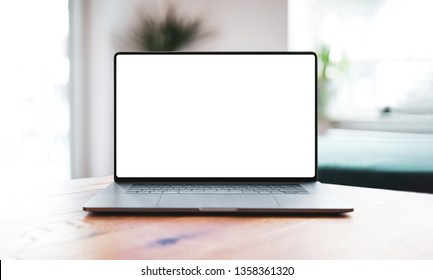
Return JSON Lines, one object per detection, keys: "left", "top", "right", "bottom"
{"left": 1, "top": 176, "right": 433, "bottom": 259}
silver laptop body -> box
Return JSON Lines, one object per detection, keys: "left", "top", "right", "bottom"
{"left": 83, "top": 52, "right": 353, "bottom": 214}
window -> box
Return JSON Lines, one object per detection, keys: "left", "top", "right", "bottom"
{"left": 0, "top": 0, "right": 70, "bottom": 184}
{"left": 289, "top": 0, "right": 433, "bottom": 120}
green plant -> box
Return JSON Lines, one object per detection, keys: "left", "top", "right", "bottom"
{"left": 317, "top": 45, "right": 348, "bottom": 119}
{"left": 133, "top": 6, "right": 207, "bottom": 51}
{"left": 319, "top": 45, "right": 331, "bottom": 81}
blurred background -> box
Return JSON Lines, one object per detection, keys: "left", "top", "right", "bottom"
{"left": 1, "top": 0, "right": 433, "bottom": 187}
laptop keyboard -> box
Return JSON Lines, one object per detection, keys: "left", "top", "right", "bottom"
{"left": 126, "top": 184, "right": 309, "bottom": 194}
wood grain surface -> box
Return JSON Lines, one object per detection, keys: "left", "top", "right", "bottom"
{"left": 1, "top": 176, "right": 433, "bottom": 259}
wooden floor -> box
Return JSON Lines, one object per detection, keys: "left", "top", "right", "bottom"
{"left": 1, "top": 176, "right": 433, "bottom": 259}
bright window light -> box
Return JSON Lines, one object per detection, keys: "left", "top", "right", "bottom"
{"left": 0, "top": 0, "right": 70, "bottom": 185}
{"left": 289, "top": 0, "right": 433, "bottom": 118}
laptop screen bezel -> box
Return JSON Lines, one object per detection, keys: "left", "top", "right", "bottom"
{"left": 114, "top": 51, "right": 318, "bottom": 183}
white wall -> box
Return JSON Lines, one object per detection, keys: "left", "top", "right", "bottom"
{"left": 287, "top": 0, "right": 319, "bottom": 50}
{"left": 70, "top": 0, "right": 288, "bottom": 178}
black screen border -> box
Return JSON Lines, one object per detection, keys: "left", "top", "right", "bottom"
{"left": 114, "top": 52, "right": 318, "bottom": 183}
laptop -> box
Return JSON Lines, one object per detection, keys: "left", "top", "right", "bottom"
{"left": 83, "top": 52, "right": 353, "bottom": 214}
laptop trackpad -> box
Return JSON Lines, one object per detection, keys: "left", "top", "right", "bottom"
{"left": 157, "top": 194, "right": 279, "bottom": 208}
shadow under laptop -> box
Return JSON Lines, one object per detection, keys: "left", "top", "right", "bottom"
{"left": 84, "top": 211, "right": 352, "bottom": 218}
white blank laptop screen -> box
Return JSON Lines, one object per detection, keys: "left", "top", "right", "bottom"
{"left": 116, "top": 53, "right": 316, "bottom": 178}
